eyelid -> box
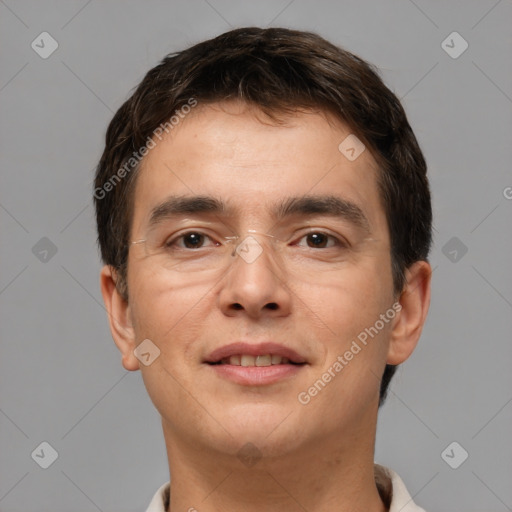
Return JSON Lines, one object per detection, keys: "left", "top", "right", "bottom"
{"left": 161, "top": 227, "right": 349, "bottom": 248}
{"left": 291, "top": 228, "right": 350, "bottom": 248}
{"left": 164, "top": 229, "right": 221, "bottom": 248}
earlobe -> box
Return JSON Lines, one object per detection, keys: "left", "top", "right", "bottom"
{"left": 99, "top": 265, "right": 140, "bottom": 371}
{"left": 387, "top": 261, "right": 432, "bottom": 365}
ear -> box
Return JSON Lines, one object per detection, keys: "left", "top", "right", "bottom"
{"left": 100, "top": 265, "right": 140, "bottom": 371}
{"left": 387, "top": 261, "right": 432, "bottom": 365}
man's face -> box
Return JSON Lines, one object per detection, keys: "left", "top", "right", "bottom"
{"left": 124, "top": 101, "right": 397, "bottom": 457}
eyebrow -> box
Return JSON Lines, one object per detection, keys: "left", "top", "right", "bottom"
{"left": 147, "top": 196, "right": 225, "bottom": 228}
{"left": 276, "top": 195, "right": 370, "bottom": 233}
{"left": 146, "top": 194, "right": 370, "bottom": 233}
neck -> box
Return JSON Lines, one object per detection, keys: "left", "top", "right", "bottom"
{"left": 162, "top": 421, "right": 387, "bottom": 512}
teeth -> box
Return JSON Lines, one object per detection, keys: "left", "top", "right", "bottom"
{"left": 240, "top": 355, "right": 256, "bottom": 367}
{"left": 223, "top": 354, "right": 290, "bottom": 366}
{"left": 271, "top": 354, "right": 282, "bottom": 365}
{"left": 228, "top": 355, "right": 241, "bottom": 366}
{"left": 256, "top": 355, "right": 272, "bottom": 367}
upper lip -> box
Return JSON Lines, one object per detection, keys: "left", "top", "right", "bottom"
{"left": 205, "top": 342, "right": 307, "bottom": 364}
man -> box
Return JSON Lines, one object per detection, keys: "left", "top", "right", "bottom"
{"left": 95, "top": 27, "right": 432, "bottom": 511}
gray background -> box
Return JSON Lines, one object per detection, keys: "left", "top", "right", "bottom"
{"left": 1, "top": 1, "right": 511, "bottom": 511}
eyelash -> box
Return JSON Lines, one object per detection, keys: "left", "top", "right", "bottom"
{"left": 164, "top": 230, "right": 348, "bottom": 250}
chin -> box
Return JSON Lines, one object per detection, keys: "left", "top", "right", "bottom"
{"left": 217, "top": 407, "right": 308, "bottom": 451}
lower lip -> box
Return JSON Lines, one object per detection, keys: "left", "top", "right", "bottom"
{"left": 207, "top": 363, "right": 305, "bottom": 386}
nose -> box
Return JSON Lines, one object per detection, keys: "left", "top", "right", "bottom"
{"left": 218, "top": 236, "right": 292, "bottom": 319}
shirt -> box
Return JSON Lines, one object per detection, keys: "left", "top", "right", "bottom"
{"left": 144, "top": 464, "right": 426, "bottom": 511}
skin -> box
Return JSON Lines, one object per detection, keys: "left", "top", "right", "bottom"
{"left": 100, "top": 100, "right": 431, "bottom": 512}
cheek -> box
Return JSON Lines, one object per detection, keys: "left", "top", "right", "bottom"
{"left": 298, "top": 259, "right": 392, "bottom": 326}
{"left": 127, "top": 265, "right": 209, "bottom": 349}
{"left": 296, "top": 257, "right": 394, "bottom": 376}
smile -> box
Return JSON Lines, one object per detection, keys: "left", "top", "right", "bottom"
{"left": 212, "top": 354, "right": 302, "bottom": 366}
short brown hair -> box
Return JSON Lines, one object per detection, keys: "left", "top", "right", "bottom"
{"left": 94, "top": 27, "right": 432, "bottom": 405}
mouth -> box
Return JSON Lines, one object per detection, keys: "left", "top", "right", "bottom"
{"left": 205, "top": 342, "right": 307, "bottom": 366}
{"left": 210, "top": 353, "right": 304, "bottom": 366}
{"left": 204, "top": 342, "right": 307, "bottom": 386}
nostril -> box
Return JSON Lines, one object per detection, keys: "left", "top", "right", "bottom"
{"left": 228, "top": 302, "right": 279, "bottom": 312}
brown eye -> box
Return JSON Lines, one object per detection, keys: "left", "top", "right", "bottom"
{"left": 293, "top": 231, "right": 347, "bottom": 250}
{"left": 182, "top": 232, "right": 205, "bottom": 249}
{"left": 164, "top": 232, "right": 212, "bottom": 250}
{"left": 306, "top": 233, "right": 329, "bottom": 248}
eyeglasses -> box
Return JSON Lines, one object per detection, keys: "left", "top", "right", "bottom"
{"left": 130, "top": 226, "right": 371, "bottom": 285}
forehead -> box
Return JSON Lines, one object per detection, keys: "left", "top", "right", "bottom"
{"left": 131, "top": 101, "right": 387, "bottom": 236}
